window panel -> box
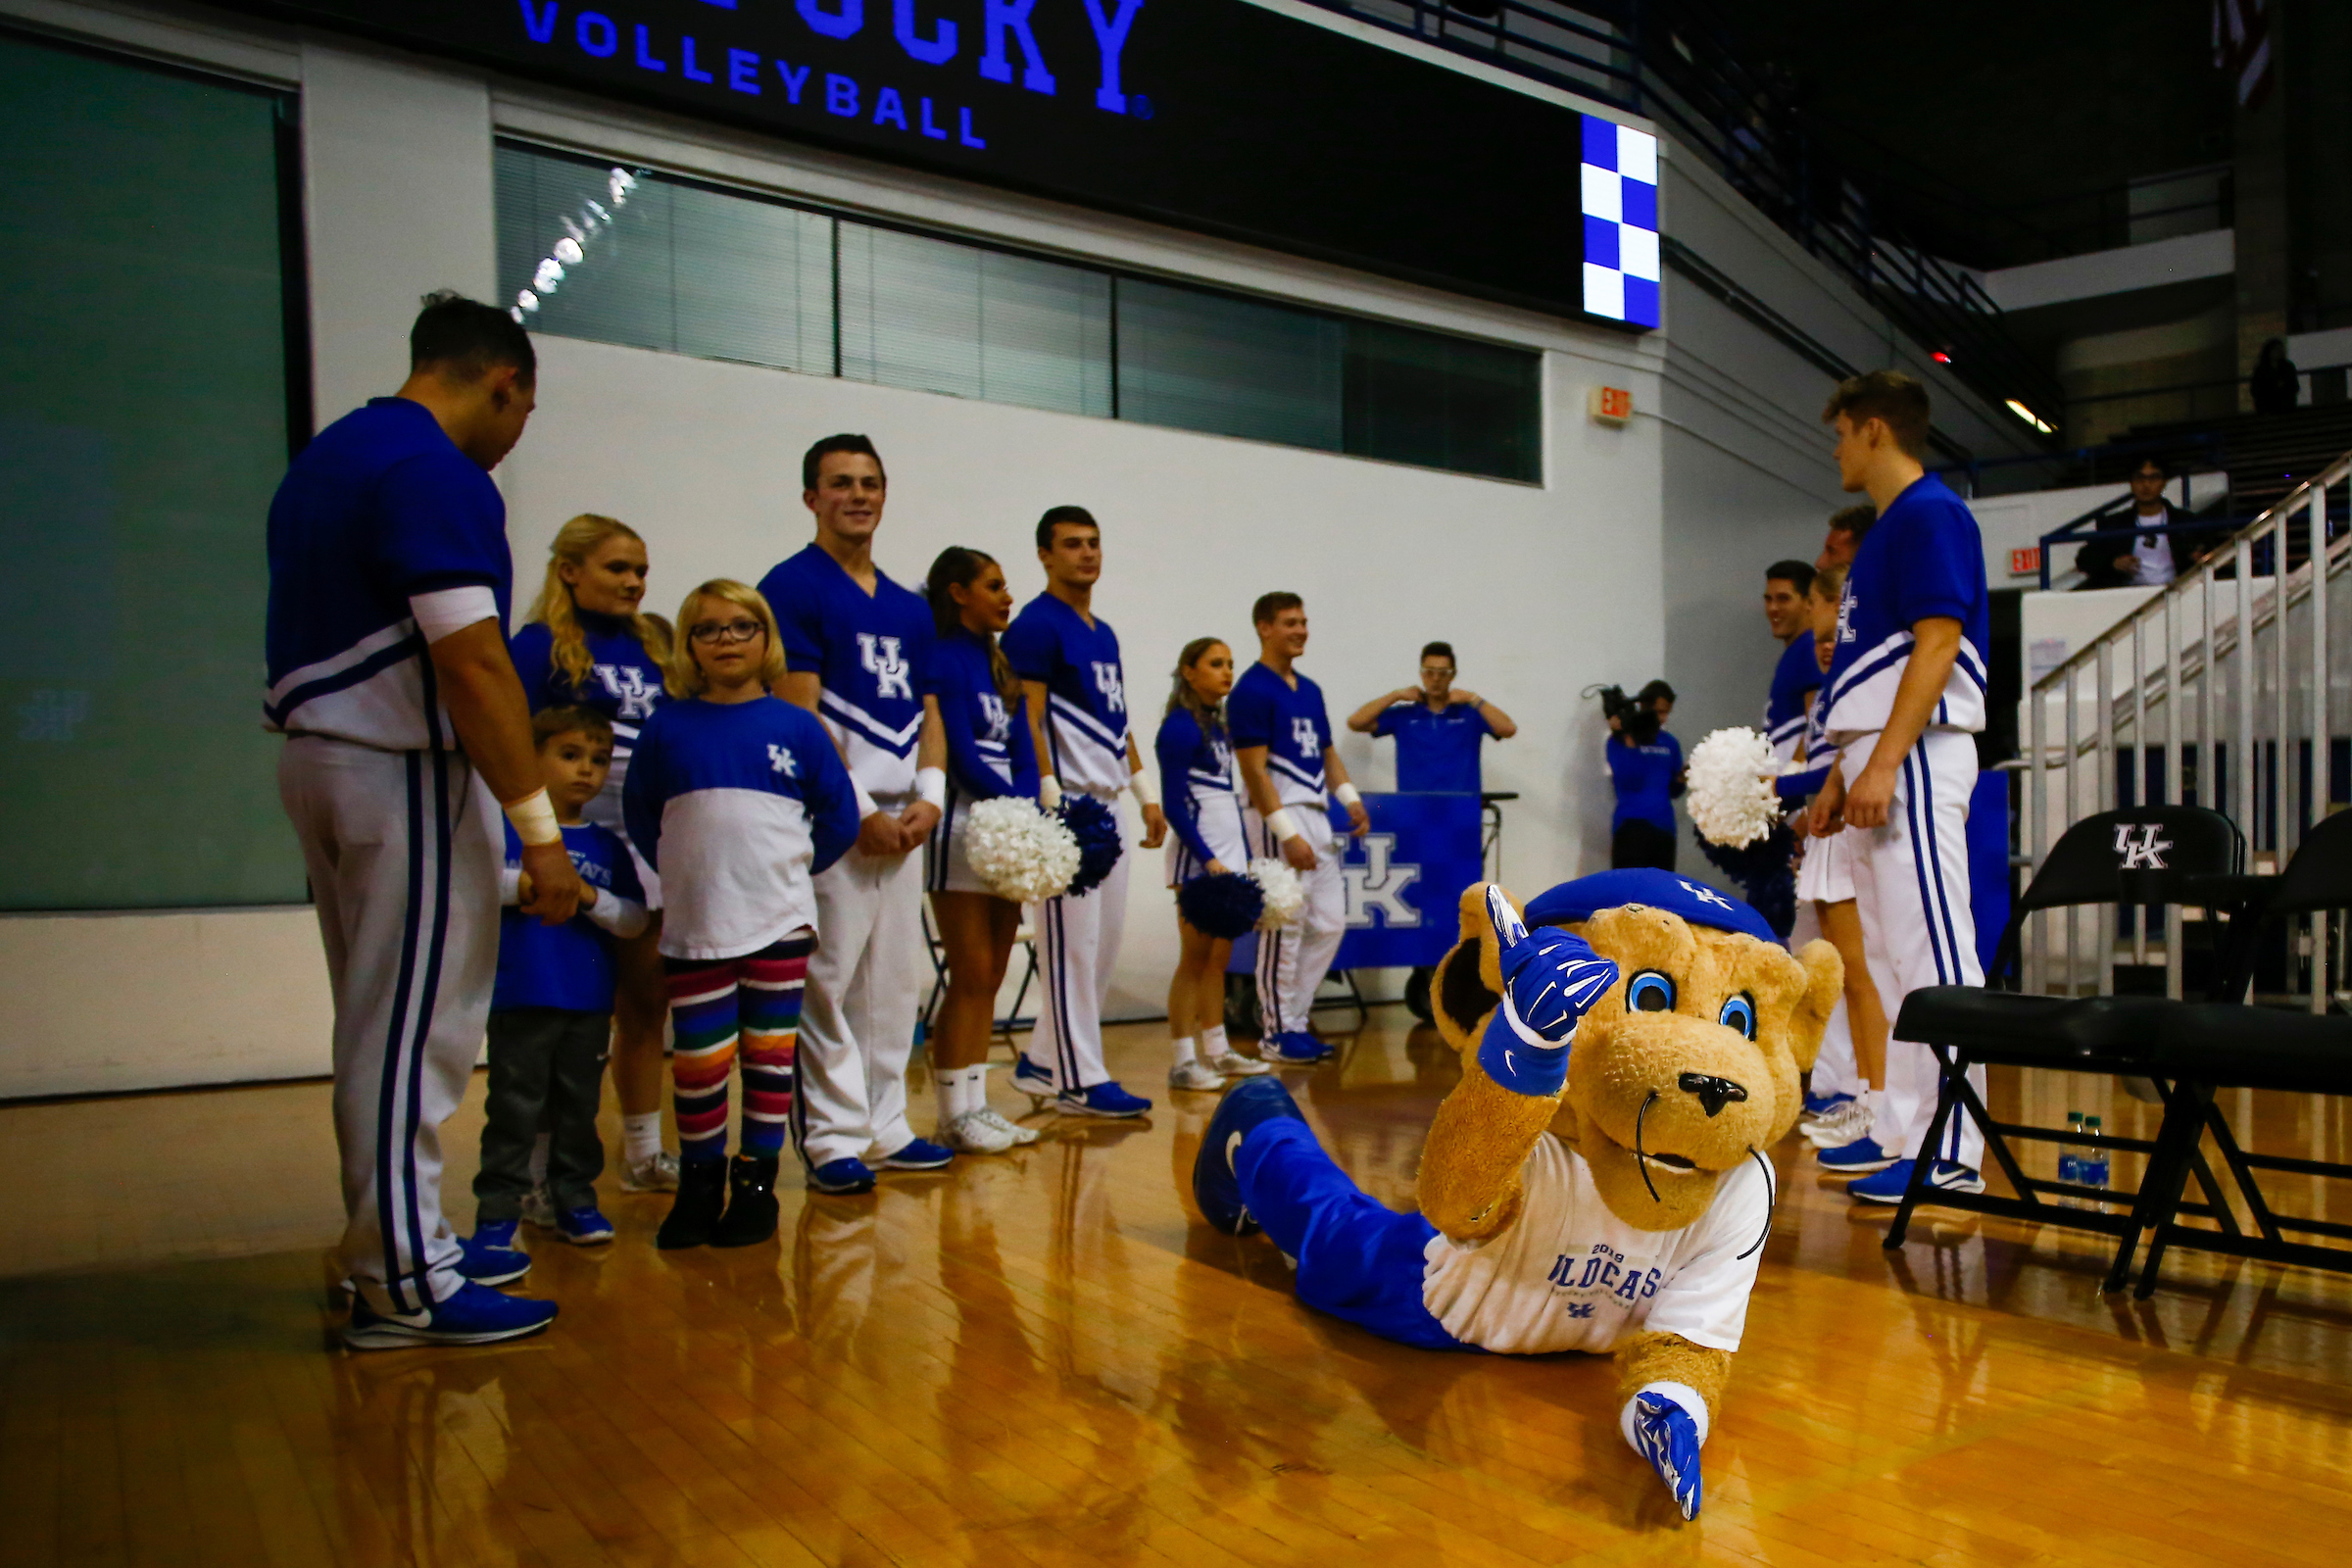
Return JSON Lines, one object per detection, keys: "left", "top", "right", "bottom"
{"left": 1344, "top": 320, "right": 1543, "bottom": 482}
{"left": 1114, "top": 280, "right": 1345, "bottom": 452}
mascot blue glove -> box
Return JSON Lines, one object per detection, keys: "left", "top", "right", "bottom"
{"left": 1631, "top": 1391, "right": 1704, "bottom": 1520}
{"left": 1476, "top": 884, "right": 1619, "bottom": 1097}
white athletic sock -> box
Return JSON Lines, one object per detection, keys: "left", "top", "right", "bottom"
{"left": 528, "top": 1132, "right": 552, "bottom": 1186}
{"left": 1170, "top": 1035, "right": 1200, "bottom": 1067}
{"left": 623, "top": 1111, "right": 663, "bottom": 1163}
{"left": 949, "top": 1068, "right": 979, "bottom": 1120}
{"left": 1866, "top": 1088, "right": 1891, "bottom": 1144}
{"left": 967, "top": 1063, "right": 993, "bottom": 1112}
{"left": 1201, "top": 1025, "right": 1230, "bottom": 1059}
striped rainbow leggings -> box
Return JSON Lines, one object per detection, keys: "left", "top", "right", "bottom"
{"left": 662, "top": 933, "right": 812, "bottom": 1163}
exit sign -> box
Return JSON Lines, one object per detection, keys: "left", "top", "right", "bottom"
{"left": 1590, "top": 385, "right": 1634, "bottom": 425}
{"left": 2010, "top": 546, "right": 2041, "bottom": 577}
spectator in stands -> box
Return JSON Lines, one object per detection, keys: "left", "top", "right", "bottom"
{"left": 1605, "top": 680, "right": 1683, "bottom": 871}
{"left": 2073, "top": 459, "right": 2219, "bottom": 590}
{"left": 1346, "top": 643, "right": 1517, "bottom": 793}
{"left": 2251, "top": 337, "right": 2300, "bottom": 416}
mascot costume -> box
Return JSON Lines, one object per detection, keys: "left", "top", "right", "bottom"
{"left": 1192, "top": 869, "right": 1839, "bottom": 1518}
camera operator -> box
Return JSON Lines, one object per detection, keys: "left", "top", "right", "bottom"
{"left": 1600, "top": 680, "right": 1684, "bottom": 870}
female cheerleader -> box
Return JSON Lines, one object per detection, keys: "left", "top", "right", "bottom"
{"left": 923, "top": 547, "right": 1047, "bottom": 1154}
{"left": 512, "top": 514, "right": 680, "bottom": 1195}
{"left": 1157, "top": 638, "right": 1274, "bottom": 1090}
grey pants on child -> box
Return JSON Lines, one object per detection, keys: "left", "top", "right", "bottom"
{"left": 476, "top": 1007, "right": 610, "bottom": 1218}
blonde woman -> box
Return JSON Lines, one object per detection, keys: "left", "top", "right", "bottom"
{"left": 622, "top": 580, "right": 862, "bottom": 1244}
{"left": 512, "top": 515, "right": 679, "bottom": 1195}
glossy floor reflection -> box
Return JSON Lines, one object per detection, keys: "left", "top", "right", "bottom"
{"left": 7, "top": 1010, "right": 2352, "bottom": 1566}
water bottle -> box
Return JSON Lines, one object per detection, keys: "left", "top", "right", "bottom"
{"left": 2058, "top": 1110, "right": 2082, "bottom": 1203}
{"left": 2079, "top": 1115, "right": 2111, "bottom": 1200}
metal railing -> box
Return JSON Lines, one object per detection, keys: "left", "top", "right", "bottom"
{"left": 2024, "top": 450, "right": 2352, "bottom": 1009}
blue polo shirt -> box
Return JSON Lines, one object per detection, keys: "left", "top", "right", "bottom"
{"left": 1374, "top": 700, "right": 1493, "bottom": 793}
{"left": 1606, "top": 730, "right": 1683, "bottom": 833}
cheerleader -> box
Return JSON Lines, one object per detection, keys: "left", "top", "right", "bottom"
{"left": 922, "top": 548, "right": 1048, "bottom": 1154}
{"left": 511, "top": 514, "right": 679, "bottom": 1196}
{"left": 1158, "top": 638, "right": 1274, "bottom": 1090}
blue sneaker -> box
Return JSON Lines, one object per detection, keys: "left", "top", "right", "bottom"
{"left": 1630, "top": 1392, "right": 1703, "bottom": 1520}
{"left": 1815, "top": 1136, "right": 1896, "bottom": 1174}
{"left": 1011, "top": 1056, "right": 1058, "bottom": 1107}
{"left": 458, "top": 1228, "right": 531, "bottom": 1287}
{"left": 1056, "top": 1081, "right": 1152, "bottom": 1118}
{"left": 554, "top": 1204, "right": 614, "bottom": 1246}
{"left": 883, "top": 1137, "right": 955, "bottom": 1171}
{"left": 808, "top": 1157, "right": 877, "bottom": 1195}
{"left": 1192, "top": 1077, "right": 1306, "bottom": 1236}
{"left": 1848, "top": 1158, "right": 1984, "bottom": 1204}
{"left": 1803, "top": 1091, "right": 1855, "bottom": 1118}
{"left": 1269, "top": 1031, "right": 1334, "bottom": 1063}
{"left": 343, "top": 1280, "right": 558, "bottom": 1349}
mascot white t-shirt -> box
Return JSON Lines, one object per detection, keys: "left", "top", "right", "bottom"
{"left": 1420, "top": 1134, "right": 1771, "bottom": 1354}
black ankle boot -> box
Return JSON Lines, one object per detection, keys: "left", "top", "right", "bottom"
{"left": 710, "top": 1154, "right": 781, "bottom": 1248}
{"left": 657, "top": 1157, "right": 729, "bottom": 1250}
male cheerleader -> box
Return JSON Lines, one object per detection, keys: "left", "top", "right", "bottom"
{"left": 1002, "top": 507, "right": 1168, "bottom": 1116}
{"left": 1807, "top": 371, "right": 1990, "bottom": 1201}
{"left": 1232, "top": 592, "right": 1369, "bottom": 1063}
{"left": 758, "top": 434, "right": 953, "bottom": 1192}
{"left": 267, "top": 293, "right": 577, "bottom": 1348}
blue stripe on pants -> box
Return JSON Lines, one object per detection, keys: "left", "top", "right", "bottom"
{"left": 1233, "top": 1119, "right": 1467, "bottom": 1351}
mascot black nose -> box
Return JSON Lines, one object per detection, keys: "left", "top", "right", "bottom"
{"left": 1677, "top": 1072, "right": 1748, "bottom": 1117}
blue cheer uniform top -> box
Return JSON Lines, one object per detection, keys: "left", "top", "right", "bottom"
{"left": 1823, "top": 474, "right": 1990, "bottom": 744}
{"left": 492, "top": 818, "right": 648, "bottom": 1013}
{"left": 1762, "top": 637, "right": 1822, "bottom": 769}
{"left": 1776, "top": 688, "right": 1840, "bottom": 803}
{"left": 264, "top": 397, "right": 511, "bottom": 750}
{"left": 930, "top": 627, "right": 1040, "bottom": 803}
{"left": 757, "top": 544, "right": 934, "bottom": 807}
{"left": 1373, "top": 699, "right": 1493, "bottom": 794}
{"left": 1229, "top": 663, "right": 1334, "bottom": 812}
{"left": 510, "top": 611, "right": 666, "bottom": 802}
{"left": 621, "top": 696, "right": 862, "bottom": 961}
{"left": 1001, "top": 593, "right": 1132, "bottom": 794}
{"left": 1155, "top": 706, "right": 1249, "bottom": 884}
{"left": 1606, "top": 730, "right": 1683, "bottom": 833}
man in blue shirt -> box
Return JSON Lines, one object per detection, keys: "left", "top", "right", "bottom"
{"left": 1604, "top": 682, "right": 1683, "bottom": 870}
{"left": 1347, "top": 641, "right": 1518, "bottom": 793}
{"left": 267, "top": 293, "right": 576, "bottom": 1349}
{"left": 1807, "top": 370, "right": 1992, "bottom": 1204}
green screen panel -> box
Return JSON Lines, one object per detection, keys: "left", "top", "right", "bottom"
{"left": 0, "top": 33, "right": 304, "bottom": 909}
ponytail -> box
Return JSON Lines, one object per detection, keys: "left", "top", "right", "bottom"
{"left": 924, "top": 546, "right": 1019, "bottom": 705}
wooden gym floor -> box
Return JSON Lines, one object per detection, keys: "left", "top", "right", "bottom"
{"left": 5, "top": 1009, "right": 2352, "bottom": 1568}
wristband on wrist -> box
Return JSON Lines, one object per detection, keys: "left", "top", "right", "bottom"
{"left": 915, "top": 766, "right": 947, "bottom": 811}
{"left": 1039, "top": 775, "right": 1064, "bottom": 810}
{"left": 1335, "top": 782, "right": 1362, "bottom": 808}
{"left": 1129, "top": 768, "right": 1160, "bottom": 807}
{"left": 503, "top": 787, "right": 563, "bottom": 847}
{"left": 1265, "top": 807, "right": 1302, "bottom": 842}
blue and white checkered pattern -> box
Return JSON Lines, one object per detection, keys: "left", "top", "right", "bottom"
{"left": 1581, "top": 118, "right": 1660, "bottom": 328}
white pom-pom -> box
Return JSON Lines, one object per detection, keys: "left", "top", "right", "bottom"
{"left": 1686, "top": 726, "right": 1783, "bottom": 849}
{"left": 960, "top": 798, "right": 1081, "bottom": 904}
{"left": 1246, "top": 857, "right": 1307, "bottom": 930}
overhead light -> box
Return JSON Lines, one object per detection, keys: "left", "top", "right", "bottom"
{"left": 2005, "top": 399, "right": 2053, "bottom": 435}
{"left": 534, "top": 258, "right": 566, "bottom": 291}
{"left": 515, "top": 289, "right": 541, "bottom": 313}
{"left": 554, "top": 237, "right": 584, "bottom": 265}
{"left": 1932, "top": 350, "right": 1952, "bottom": 364}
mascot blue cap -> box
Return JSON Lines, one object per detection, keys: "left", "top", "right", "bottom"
{"left": 1523, "top": 868, "right": 1778, "bottom": 946}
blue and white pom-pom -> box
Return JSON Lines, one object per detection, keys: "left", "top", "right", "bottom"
{"left": 1057, "top": 793, "right": 1125, "bottom": 897}
{"left": 961, "top": 798, "right": 1081, "bottom": 905}
{"left": 1245, "top": 857, "right": 1306, "bottom": 931}
{"left": 1177, "top": 872, "right": 1266, "bottom": 941}
{"left": 1686, "top": 726, "right": 1782, "bottom": 849}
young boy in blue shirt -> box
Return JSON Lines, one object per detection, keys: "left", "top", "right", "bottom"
{"left": 471, "top": 708, "right": 649, "bottom": 1262}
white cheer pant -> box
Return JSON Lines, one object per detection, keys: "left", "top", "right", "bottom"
{"left": 1788, "top": 901, "right": 1862, "bottom": 1100}
{"left": 1025, "top": 792, "right": 1131, "bottom": 1092}
{"left": 1841, "top": 731, "right": 1985, "bottom": 1168}
{"left": 1250, "top": 808, "right": 1346, "bottom": 1038}
{"left": 278, "top": 735, "right": 498, "bottom": 1317}
{"left": 795, "top": 839, "right": 926, "bottom": 1165}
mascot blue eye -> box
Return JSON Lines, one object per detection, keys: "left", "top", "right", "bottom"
{"left": 1627, "top": 971, "right": 1676, "bottom": 1013}
{"left": 1718, "top": 995, "right": 1757, "bottom": 1039}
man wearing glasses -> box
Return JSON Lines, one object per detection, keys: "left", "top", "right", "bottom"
{"left": 1348, "top": 641, "right": 1517, "bottom": 794}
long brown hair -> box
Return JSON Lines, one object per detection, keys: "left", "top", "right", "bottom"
{"left": 1166, "top": 638, "right": 1230, "bottom": 739}
{"left": 525, "top": 514, "right": 672, "bottom": 690}
{"left": 925, "top": 546, "right": 1020, "bottom": 705}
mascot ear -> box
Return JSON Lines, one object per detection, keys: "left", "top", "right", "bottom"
{"left": 1429, "top": 885, "right": 1515, "bottom": 1053}
{"left": 1788, "top": 938, "right": 1843, "bottom": 1073}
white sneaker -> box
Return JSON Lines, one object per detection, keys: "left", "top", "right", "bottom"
{"left": 518, "top": 1185, "right": 558, "bottom": 1229}
{"left": 970, "top": 1106, "right": 1039, "bottom": 1147}
{"left": 1168, "top": 1058, "right": 1226, "bottom": 1092}
{"left": 943, "top": 1110, "right": 1019, "bottom": 1154}
{"left": 620, "top": 1150, "right": 680, "bottom": 1192}
{"left": 1803, "top": 1101, "right": 1873, "bottom": 1149}
{"left": 1206, "top": 1049, "right": 1273, "bottom": 1077}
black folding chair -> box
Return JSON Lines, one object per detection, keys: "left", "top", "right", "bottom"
{"left": 1883, "top": 806, "right": 2246, "bottom": 1291}
{"left": 2124, "top": 808, "right": 2352, "bottom": 1296}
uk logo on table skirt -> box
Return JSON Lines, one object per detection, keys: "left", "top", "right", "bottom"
{"left": 1230, "top": 793, "right": 1485, "bottom": 975}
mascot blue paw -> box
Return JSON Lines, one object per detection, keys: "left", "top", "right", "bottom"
{"left": 1485, "top": 885, "right": 1618, "bottom": 1044}
{"left": 1631, "top": 1392, "right": 1703, "bottom": 1521}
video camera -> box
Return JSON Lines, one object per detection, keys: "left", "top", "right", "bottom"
{"left": 1587, "top": 683, "right": 1663, "bottom": 745}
